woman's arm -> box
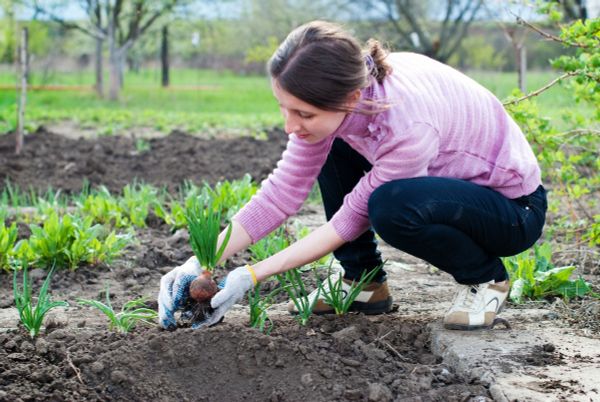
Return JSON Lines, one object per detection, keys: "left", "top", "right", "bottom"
{"left": 216, "top": 220, "right": 253, "bottom": 264}
{"left": 251, "top": 221, "right": 346, "bottom": 281}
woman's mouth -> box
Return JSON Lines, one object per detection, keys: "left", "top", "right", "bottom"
{"left": 296, "top": 133, "right": 310, "bottom": 139}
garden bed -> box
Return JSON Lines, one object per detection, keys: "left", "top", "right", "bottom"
{"left": 0, "top": 126, "right": 594, "bottom": 401}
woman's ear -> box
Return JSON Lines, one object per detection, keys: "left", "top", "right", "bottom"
{"left": 345, "top": 89, "right": 362, "bottom": 108}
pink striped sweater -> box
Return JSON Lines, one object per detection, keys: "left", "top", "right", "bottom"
{"left": 234, "top": 53, "right": 542, "bottom": 242}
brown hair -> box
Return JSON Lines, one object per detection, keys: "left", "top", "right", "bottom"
{"left": 268, "top": 20, "right": 392, "bottom": 113}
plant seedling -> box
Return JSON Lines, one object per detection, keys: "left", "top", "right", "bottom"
{"left": 184, "top": 200, "right": 232, "bottom": 324}
{"left": 277, "top": 268, "right": 320, "bottom": 326}
{"left": 247, "top": 282, "right": 281, "bottom": 335}
{"left": 317, "top": 262, "right": 383, "bottom": 316}
{"left": 13, "top": 265, "right": 69, "bottom": 338}
{"left": 78, "top": 286, "right": 157, "bottom": 333}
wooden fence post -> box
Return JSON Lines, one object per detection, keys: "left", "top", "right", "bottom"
{"left": 16, "top": 27, "right": 28, "bottom": 155}
{"left": 518, "top": 46, "right": 527, "bottom": 94}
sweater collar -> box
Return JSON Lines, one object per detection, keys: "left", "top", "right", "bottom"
{"left": 329, "top": 83, "right": 376, "bottom": 138}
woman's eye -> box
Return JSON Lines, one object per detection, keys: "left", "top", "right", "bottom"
{"left": 298, "top": 112, "right": 314, "bottom": 119}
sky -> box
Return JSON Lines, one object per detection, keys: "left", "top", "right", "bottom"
{"left": 1, "top": 1, "right": 597, "bottom": 21}
{"left": 0, "top": 1, "right": 242, "bottom": 20}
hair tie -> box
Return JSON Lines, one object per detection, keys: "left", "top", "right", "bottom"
{"left": 364, "top": 54, "right": 375, "bottom": 72}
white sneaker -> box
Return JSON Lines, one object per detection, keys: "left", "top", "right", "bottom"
{"left": 443, "top": 280, "right": 510, "bottom": 330}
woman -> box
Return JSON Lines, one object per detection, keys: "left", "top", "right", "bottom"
{"left": 158, "top": 20, "right": 546, "bottom": 331}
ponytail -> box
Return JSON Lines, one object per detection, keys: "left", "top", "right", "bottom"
{"left": 365, "top": 39, "right": 392, "bottom": 84}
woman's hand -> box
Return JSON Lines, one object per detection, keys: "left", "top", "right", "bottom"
{"left": 193, "top": 265, "right": 257, "bottom": 328}
{"left": 157, "top": 256, "right": 203, "bottom": 329}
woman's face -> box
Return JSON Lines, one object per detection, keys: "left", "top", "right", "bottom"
{"left": 271, "top": 79, "right": 348, "bottom": 144}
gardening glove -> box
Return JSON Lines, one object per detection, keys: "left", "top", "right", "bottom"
{"left": 158, "top": 256, "right": 204, "bottom": 330}
{"left": 193, "top": 265, "right": 257, "bottom": 329}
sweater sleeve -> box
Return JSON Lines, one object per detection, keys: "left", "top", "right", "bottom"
{"left": 330, "top": 121, "right": 440, "bottom": 241}
{"left": 233, "top": 135, "right": 334, "bottom": 243}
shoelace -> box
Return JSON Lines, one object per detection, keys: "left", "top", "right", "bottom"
{"left": 454, "top": 284, "right": 482, "bottom": 309}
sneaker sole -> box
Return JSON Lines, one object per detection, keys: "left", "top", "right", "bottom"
{"left": 443, "top": 322, "right": 493, "bottom": 331}
{"left": 290, "top": 296, "right": 394, "bottom": 316}
{"left": 443, "top": 301, "right": 507, "bottom": 331}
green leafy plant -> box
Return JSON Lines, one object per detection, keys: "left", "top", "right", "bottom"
{"left": 210, "top": 174, "right": 257, "bottom": 220}
{"left": 248, "top": 226, "right": 290, "bottom": 263}
{"left": 78, "top": 287, "right": 157, "bottom": 333}
{"left": 78, "top": 187, "right": 127, "bottom": 228}
{"left": 24, "top": 211, "right": 130, "bottom": 270}
{"left": 119, "top": 183, "right": 158, "bottom": 228}
{"left": 0, "top": 221, "right": 18, "bottom": 272}
{"left": 247, "top": 282, "right": 281, "bottom": 335}
{"left": 317, "top": 263, "right": 383, "bottom": 316}
{"left": 276, "top": 268, "right": 320, "bottom": 326}
{"left": 13, "top": 266, "right": 69, "bottom": 338}
{"left": 504, "top": 8, "right": 599, "bottom": 264}
{"left": 503, "top": 243, "right": 596, "bottom": 303}
{"left": 135, "top": 138, "right": 151, "bottom": 153}
{"left": 155, "top": 176, "right": 257, "bottom": 230}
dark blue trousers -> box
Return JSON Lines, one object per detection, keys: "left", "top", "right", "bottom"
{"left": 318, "top": 139, "right": 547, "bottom": 285}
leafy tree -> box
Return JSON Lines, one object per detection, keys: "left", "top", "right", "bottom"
{"left": 0, "top": 0, "right": 17, "bottom": 63}
{"left": 504, "top": 5, "right": 600, "bottom": 252}
{"left": 552, "top": 0, "right": 589, "bottom": 21}
{"left": 447, "top": 34, "right": 506, "bottom": 70}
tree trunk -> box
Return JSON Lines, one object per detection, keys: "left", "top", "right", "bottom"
{"left": 108, "top": 17, "right": 120, "bottom": 101}
{"left": 16, "top": 27, "right": 28, "bottom": 155}
{"left": 161, "top": 26, "right": 169, "bottom": 87}
{"left": 95, "top": 37, "right": 104, "bottom": 97}
{"left": 118, "top": 51, "right": 124, "bottom": 89}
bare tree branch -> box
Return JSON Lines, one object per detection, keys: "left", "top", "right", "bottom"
{"left": 503, "top": 71, "right": 578, "bottom": 106}
{"left": 441, "top": 1, "right": 483, "bottom": 61}
{"left": 27, "top": 0, "right": 105, "bottom": 39}
{"left": 515, "top": 15, "right": 594, "bottom": 48}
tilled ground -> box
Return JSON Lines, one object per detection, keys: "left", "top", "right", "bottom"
{"left": 0, "top": 127, "right": 492, "bottom": 401}
{"left": 0, "top": 315, "right": 490, "bottom": 402}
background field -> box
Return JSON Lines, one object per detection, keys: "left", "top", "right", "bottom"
{"left": 0, "top": 68, "right": 586, "bottom": 135}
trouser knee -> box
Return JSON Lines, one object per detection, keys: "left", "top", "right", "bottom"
{"left": 368, "top": 181, "right": 424, "bottom": 241}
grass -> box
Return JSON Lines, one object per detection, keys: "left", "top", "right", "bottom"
{"left": 0, "top": 67, "right": 590, "bottom": 135}
{"left": 0, "top": 68, "right": 281, "bottom": 135}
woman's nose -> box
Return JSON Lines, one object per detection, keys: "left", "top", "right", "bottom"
{"left": 284, "top": 114, "right": 301, "bottom": 135}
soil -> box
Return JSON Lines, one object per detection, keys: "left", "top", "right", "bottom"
{"left": 0, "top": 126, "right": 287, "bottom": 194}
{"left": 0, "top": 127, "right": 493, "bottom": 401}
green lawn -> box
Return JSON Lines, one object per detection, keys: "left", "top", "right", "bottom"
{"left": 0, "top": 68, "right": 587, "bottom": 135}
